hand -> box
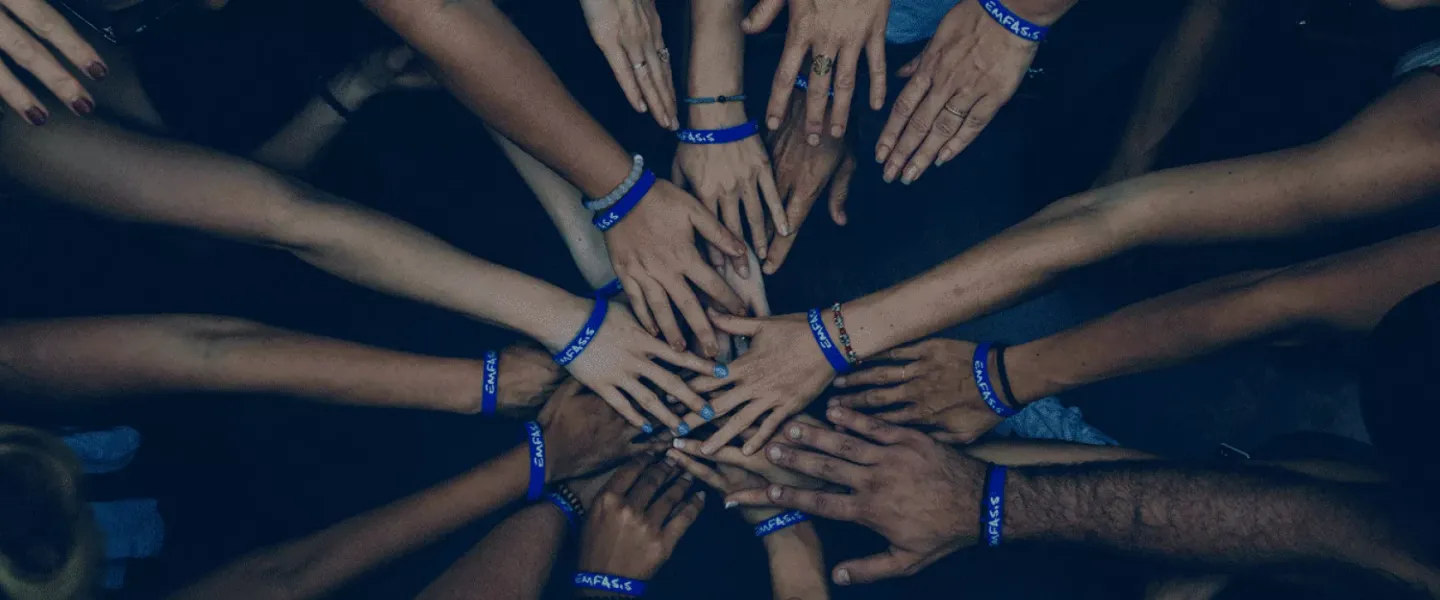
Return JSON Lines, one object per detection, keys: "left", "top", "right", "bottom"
{"left": 577, "top": 456, "right": 706, "bottom": 582}
{"left": 830, "top": 338, "right": 1004, "bottom": 444}
{"left": 667, "top": 415, "right": 828, "bottom": 523}
{"left": 327, "top": 46, "right": 437, "bottom": 113}
{"left": 494, "top": 344, "right": 565, "bottom": 414}
{"left": 744, "top": 0, "right": 889, "bottom": 141}
{"left": 563, "top": 302, "right": 726, "bottom": 435}
{"left": 876, "top": 0, "right": 1040, "bottom": 184}
{"left": 726, "top": 406, "right": 987, "bottom": 585}
{"left": 763, "top": 94, "right": 855, "bottom": 275}
{"left": 0, "top": 0, "right": 108, "bottom": 123}
{"left": 681, "top": 310, "right": 836, "bottom": 456}
{"left": 605, "top": 179, "right": 747, "bottom": 357}
{"left": 538, "top": 379, "right": 658, "bottom": 482}
{"left": 713, "top": 247, "right": 770, "bottom": 364}
{"left": 672, "top": 115, "right": 786, "bottom": 275}
{"left": 580, "top": 0, "right": 677, "bottom": 130}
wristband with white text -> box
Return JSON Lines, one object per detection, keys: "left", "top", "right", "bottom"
{"left": 981, "top": 464, "right": 1008, "bottom": 547}
{"left": 807, "top": 308, "right": 852, "bottom": 375}
{"left": 972, "top": 342, "right": 1019, "bottom": 418}
{"left": 754, "top": 510, "right": 809, "bottom": 537}
{"left": 676, "top": 121, "right": 759, "bottom": 144}
{"left": 553, "top": 300, "right": 610, "bottom": 367}
{"left": 524, "top": 421, "right": 546, "bottom": 501}
{"left": 981, "top": 0, "right": 1049, "bottom": 42}
{"left": 594, "top": 170, "right": 657, "bottom": 231}
{"left": 574, "top": 572, "right": 647, "bottom": 596}
{"left": 596, "top": 278, "right": 624, "bottom": 299}
{"left": 546, "top": 491, "right": 581, "bottom": 526}
{"left": 480, "top": 350, "right": 499, "bottom": 414}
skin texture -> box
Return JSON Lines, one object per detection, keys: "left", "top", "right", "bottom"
{"left": 0, "top": 0, "right": 106, "bottom": 122}
{"left": 580, "top": 0, "right": 677, "bottom": 130}
{"left": 762, "top": 91, "right": 854, "bottom": 275}
{"left": 575, "top": 457, "right": 706, "bottom": 596}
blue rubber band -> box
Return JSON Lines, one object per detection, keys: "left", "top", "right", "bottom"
{"left": 677, "top": 121, "right": 759, "bottom": 144}
{"left": 546, "top": 492, "right": 579, "bottom": 526}
{"left": 480, "top": 350, "right": 499, "bottom": 414}
{"left": 524, "top": 421, "right": 546, "bottom": 501}
{"left": 596, "top": 278, "right": 624, "bottom": 299}
{"left": 594, "top": 170, "right": 657, "bottom": 231}
{"left": 808, "top": 308, "right": 852, "bottom": 375}
{"left": 981, "top": 0, "right": 1049, "bottom": 42}
{"left": 794, "top": 75, "right": 834, "bottom": 97}
{"left": 982, "top": 464, "right": 1008, "bottom": 547}
{"left": 973, "top": 342, "right": 1018, "bottom": 418}
{"left": 754, "top": 510, "right": 810, "bottom": 537}
{"left": 553, "top": 300, "right": 609, "bottom": 366}
{"left": 575, "top": 572, "right": 647, "bottom": 596}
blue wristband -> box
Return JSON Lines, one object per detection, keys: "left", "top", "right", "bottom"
{"left": 981, "top": 0, "right": 1049, "bottom": 42}
{"left": 981, "top": 464, "right": 1008, "bottom": 547}
{"left": 972, "top": 342, "right": 1018, "bottom": 418}
{"left": 546, "top": 492, "right": 580, "bottom": 526}
{"left": 596, "top": 278, "right": 624, "bottom": 299}
{"left": 794, "top": 75, "right": 834, "bottom": 97}
{"left": 524, "top": 421, "right": 546, "bottom": 501}
{"left": 480, "top": 350, "right": 499, "bottom": 414}
{"left": 754, "top": 510, "right": 810, "bottom": 537}
{"left": 553, "top": 300, "right": 610, "bottom": 366}
{"left": 594, "top": 170, "right": 657, "bottom": 231}
{"left": 807, "top": 308, "right": 852, "bottom": 375}
{"left": 575, "top": 572, "right": 647, "bottom": 596}
{"left": 677, "top": 121, "right": 759, "bottom": 144}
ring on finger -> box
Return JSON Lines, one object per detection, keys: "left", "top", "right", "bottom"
{"left": 811, "top": 55, "right": 834, "bottom": 76}
{"left": 943, "top": 104, "right": 969, "bottom": 118}
{"left": 633, "top": 61, "right": 648, "bottom": 70}
{"left": 658, "top": 48, "right": 670, "bottom": 62}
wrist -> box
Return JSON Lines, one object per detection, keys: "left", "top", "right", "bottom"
{"left": 687, "top": 100, "right": 748, "bottom": 129}
{"left": 531, "top": 294, "right": 598, "bottom": 353}
{"left": 997, "top": 340, "right": 1072, "bottom": 405}
{"left": 761, "top": 520, "right": 820, "bottom": 552}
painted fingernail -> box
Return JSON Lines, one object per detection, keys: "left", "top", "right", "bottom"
{"left": 768, "top": 445, "right": 785, "bottom": 460}
{"left": 642, "top": 423, "right": 655, "bottom": 434}
{"left": 807, "top": 133, "right": 820, "bottom": 146}
{"left": 788, "top": 426, "right": 802, "bottom": 440}
{"left": 85, "top": 62, "right": 108, "bottom": 80}
{"left": 701, "top": 404, "right": 716, "bottom": 421}
{"left": 672, "top": 438, "right": 686, "bottom": 449}
{"left": 71, "top": 98, "right": 94, "bottom": 117}
{"left": 767, "top": 117, "right": 780, "bottom": 130}
{"left": 24, "top": 108, "right": 47, "bottom": 126}
{"left": 836, "top": 568, "right": 852, "bottom": 586}
{"left": 768, "top": 485, "right": 784, "bottom": 500}
{"left": 675, "top": 423, "right": 691, "bottom": 437}
{"left": 834, "top": 376, "right": 848, "bottom": 386}
{"left": 713, "top": 365, "right": 729, "bottom": 378}
{"left": 724, "top": 500, "right": 738, "bottom": 509}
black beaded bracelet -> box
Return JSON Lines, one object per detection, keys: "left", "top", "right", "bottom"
{"left": 553, "top": 483, "right": 587, "bottom": 521}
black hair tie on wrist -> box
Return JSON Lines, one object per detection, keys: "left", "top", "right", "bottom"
{"left": 319, "top": 84, "right": 352, "bottom": 119}
{"left": 994, "top": 345, "right": 1021, "bottom": 410}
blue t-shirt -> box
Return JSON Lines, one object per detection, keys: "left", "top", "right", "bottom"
{"left": 887, "top": 0, "right": 964, "bottom": 44}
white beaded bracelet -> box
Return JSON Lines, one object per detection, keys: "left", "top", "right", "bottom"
{"left": 584, "top": 154, "right": 645, "bottom": 211}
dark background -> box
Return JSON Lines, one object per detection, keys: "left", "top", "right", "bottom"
{"left": 1, "top": 0, "right": 1437, "bottom": 597}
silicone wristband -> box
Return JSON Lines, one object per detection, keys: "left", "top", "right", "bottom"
{"left": 808, "top": 308, "right": 852, "bottom": 375}
{"left": 524, "top": 421, "right": 546, "bottom": 501}
{"left": 754, "top": 510, "right": 810, "bottom": 537}
{"left": 596, "top": 278, "right": 624, "bottom": 299}
{"left": 981, "top": 464, "right": 1008, "bottom": 546}
{"left": 972, "top": 342, "right": 1018, "bottom": 418}
{"left": 677, "top": 121, "right": 759, "bottom": 144}
{"left": 546, "top": 491, "right": 580, "bottom": 526}
{"left": 574, "top": 572, "right": 647, "bottom": 596}
{"left": 981, "top": 0, "right": 1049, "bottom": 42}
{"left": 480, "top": 350, "right": 499, "bottom": 414}
{"left": 594, "top": 170, "right": 657, "bottom": 231}
{"left": 553, "top": 300, "right": 610, "bottom": 366}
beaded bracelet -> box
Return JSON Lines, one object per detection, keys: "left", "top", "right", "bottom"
{"left": 584, "top": 154, "right": 645, "bottom": 212}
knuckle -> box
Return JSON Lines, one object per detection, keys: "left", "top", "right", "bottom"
{"left": 893, "top": 96, "right": 918, "bottom": 115}
{"left": 907, "top": 113, "right": 932, "bottom": 130}
{"left": 935, "top": 118, "right": 960, "bottom": 136}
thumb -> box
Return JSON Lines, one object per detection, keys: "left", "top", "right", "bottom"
{"left": 897, "top": 54, "right": 923, "bottom": 78}
{"left": 707, "top": 309, "right": 765, "bottom": 337}
{"left": 829, "top": 155, "right": 855, "bottom": 226}
{"left": 742, "top": 0, "right": 785, "bottom": 33}
{"left": 834, "top": 547, "right": 922, "bottom": 586}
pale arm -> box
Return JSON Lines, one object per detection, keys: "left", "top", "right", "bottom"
{"left": 415, "top": 502, "right": 567, "bottom": 600}
{"left": 686, "top": 0, "right": 745, "bottom": 130}
{"left": 763, "top": 523, "right": 829, "bottom": 600}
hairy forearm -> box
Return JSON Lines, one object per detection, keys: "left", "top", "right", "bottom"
{"left": 169, "top": 447, "right": 531, "bottom": 600}
{"left": 0, "top": 316, "right": 485, "bottom": 413}
{"left": 366, "top": 0, "right": 631, "bottom": 197}
{"left": 417, "top": 503, "right": 567, "bottom": 600}
{"left": 763, "top": 524, "right": 829, "bottom": 600}
{"left": 687, "top": 0, "right": 746, "bottom": 128}
{"left": 1006, "top": 462, "right": 1440, "bottom": 594}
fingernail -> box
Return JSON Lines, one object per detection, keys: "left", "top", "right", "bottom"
{"left": 672, "top": 438, "right": 686, "bottom": 449}
{"left": 86, "top": 62, "right": 109, "bottom": 80}
{"left": 769, "top": 485, "right": 784, "bottom": 500}
{"left": 901, "top": 167, "right": 917, "bottom": 185}
{"left": 673, "top": 341, "right": 686, "bottom": 352}
{"left": 788, "top": 426, "right": 802, "bottom": 440}
{"left": 71, "top": 97, "right": 93, "bottom": 116}
{"left": 643, "top": 423, "right": 655, "bottom": 434}
{"left": 738, "top": 263, "right": 750, "bottom": 278}
{"left": 756, "top": 246, "right": 767, "bottom": 260}
{"left": 877, "top": 146, "right": 891, "bottom": 162}
{"left": 831, "top": 125, "right": 844, "bottom": 138}
{"left": 682, "top": 471, "right": 694, "bottom": 480}
{"left": 934, "top": 158, "right": 946, "bottom": 167}
{"left": 834, "top": 376, "right": 848, "bottom": 386}
{"left": 24, "top": 108, "right": 47, "bottom": 126}
{"left": 883, "top": 167, "right": 897, "bottom": 183}
{"left": 703, "top": 343, "right": 718, "bottom": 358}
{"left": 665, "top": 455, "right": 680, "bottom": 467}
{"left": 701, "top": 404, "right": 716, "bottom": 421}
{"left": 713, "top": 365, "right": 729, "bottom": 378}
{"left": 828, "top": 398, "right": 839, "bottom": 408}
{"left": 767, "top": 445, "right": 784, "bottom": 460}
{"left": 696, "top": 490, "right": 706, "bottom": 501}
{"left": 767, "top": 117, "right": 780, "bottom": 130}
{"left": 741, "top": 17, "right": 752, "bottom": 28}
{"left": 829, "top": 406, "right": 844, "bottom": 420}
{"left": 779, "top": 224, "right": 791, "bottom": 236}
{"left": 701, "top": 444, "right": 716, "bottom": 455}
{"left": 836, "top": 568, "right": 852, "bottom": 586}
{"left": 743, "top": 443, "right": 758, "bottom": 455}
{"left": 724, "top": 500, "right": 738, "bottom": 509}
{"left": 675, "top": 423, "right": 691, "bottom": 437}
{"left": 807, "top": 133, "right": 820, "bottom": 146}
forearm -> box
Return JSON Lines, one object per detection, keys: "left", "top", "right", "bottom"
{"left": 249, "top": 93, "right": 354, "bottom": 173}
{"left": 1003, "top": 226, "right": 1440, "bottom": 403}
{"left": 366, "top": 0, "right": 632, "bottom": 197}
{"left": 0, "top": 316, "right": 485, "bottom": 413}
{"left": 687, "top": 0, "right": 746, "bottom": 129}
{"left": 417, "top": 503, "right": 567, "bottom": 600}
{"left": 763, "top": 524, "right": 828, "bottom": 600}
{"left": 1005, "top": 462, "right": 1440, "bottom": 593}
{"left": 169, "top": 447, "right": 531, "bottom": 600}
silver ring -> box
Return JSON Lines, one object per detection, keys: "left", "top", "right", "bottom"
{"left": 632, "top": 61, "right": 647, "bottom": 70}
{"left": 658, "top": 48, "right": 670, "bottom": 62}
{"left": 943, "top": 104, "right": 968, "bottom": 118}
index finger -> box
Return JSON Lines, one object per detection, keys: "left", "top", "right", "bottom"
{"left": 726, "top": 485, "right": 861, "bottom": 522}
{"left": 765, "top": 36, "right": 811, "bottom": 130}
{"left": 827, "top": 45, "right": 862, "bottom": 139}
{"left": 665, "top": 448, "right": 733, "bottom": 493}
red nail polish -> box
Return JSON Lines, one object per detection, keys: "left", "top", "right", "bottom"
{"left": 86, "top": 62, "right": 109, "bottom": 80}
{"left": 24, "top": 108, "right": 46, "bottom": 126}
{"left": 71, "top": 98, "right": 94, "bottom": 116}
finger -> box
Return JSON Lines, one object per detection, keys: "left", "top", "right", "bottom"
{"left": 903, "top": 93, "right": 978, "bottom": 181}
{"left": 741, "top": 0, "right": 785, "bottom": 33}
{"left": 604, "top": 454, "right": 653, "bottom": 496}
{"left": 699, "top": 400, "right": 767, "bottom": 456}
{"left": 640, "top": 363, "right": 710, "bottom": 422}
{"left": 648, "top": 469, "right": 694, "bottom": 523}
{"left": 621, "top": 379, "right": 683, "bottom": 433}
{"left": 687, "top": 265, "right": 746, "bottom": 317}
{"left": 622, "top": 275, "right": 660, "bottom": 337}
{"left": 935, "top": 96, "right": 1004, "bottom": 166}
{"left": 671, "top": 440, "right": 767, "bottom": 474}
{"left": 725, "top": 485, "right": 860, "bottom": 522}
{"left": 828, "top": 44, "right": 862, "bottom": 138}
{"left": 688, "top": 199, "right": 747, "bottom": 258}
{"left": 764, "top": 35, "right": 810, "bottom": 130}
{"left": 828, "top": 155, "right": 855, "bottom": 226}
{"left": 876, "top": 65, "right": 932, "bottom": 166}
{"left": 897, "top": 54, "right": 922, "bottom": 77}
{"left": 764, "top": 444, "right": 867, "bottom": 487}
{"left": 756, "top": 161, "right": 788, "bottom": 238}
{"left": 741, "top": 408, "right": 790, "bottom": 455}
{"left": 665, "top": 448, "right": 731, "bottom": 493}
{"left": 866, "top": 28, "right": 887, "bottom": 111}
{"left": 3, "top": 0, "right": 106, "bottom": 80}
{"left": 739, "top": 184, "right": 768, "bottom": 264}
{"left": 762, "top": 192, "right": 817, "bottom": 275}
{"left": 662, "top": 274, "right": 719, "bottom": 358}
{"left": 600, "top": 43, "right": 647, "bottom": 113}
{"left": 639, "top": 276, "right": 686, "bottom": 351}
{"left": 803, "top": 46, "right": 839, "bottom": 142}
{"left": 598, "top": 387, "right": 656, "bottom": 432}
{"left": 835, "top": 548, "right": 925, "bottom": 586}
{"left": 885, "top": 84, "right": 954, "bottom": 185}
{"left": 719, "top": 194, "right": 747, "bottom": 275}
{"left": 625, "top": 461, "right": 677, "bottom": 506}
{"left": 641, "top": 38, "right": 675, "bottom": 129}
{"left": 649, "top": 339, "right": 721, "bottom": 380}
{"left": 833, "top": 364, "right": 914, "bottom": 388}
{"left": 873, "top": 402, "right": 939, "bottom": 425}
{"left": 885, "top": 342, "right": 935, "bottom": 361}
{"left": 621, "top": 42, "right": 666, "bottom": 127}
{"left": 660, "top": 489, "right": 706, "bottom": 546}
{"left": 830, "top": 388, "right": 912, "bottom": 411}
{"left": 0, "top": 13, "right": 90, "bottom": 115}
{"left": 0, "top": 61, "right": 46, "bottom": 124}
{"left": 782, "top": 420, "right": 882, "bottom": 464}
{"left": 825, "top": 406, "right": 918, "bottom": 445}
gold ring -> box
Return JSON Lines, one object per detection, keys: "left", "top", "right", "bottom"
{"left": 811, "top": 55, "right": 833, "bottom": 76}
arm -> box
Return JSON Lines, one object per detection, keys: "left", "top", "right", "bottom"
{"left": 168, "top": 446, "right": 532, "bottom": 600}
{"left": 415, "top": 502, "right": 567, "bottom": 600}
{"left": 764, "top": 523, "right": 829, "bottom": 600}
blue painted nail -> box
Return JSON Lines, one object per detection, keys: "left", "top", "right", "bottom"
{"left": 676, "top": 423, "right": 691, "bottom": 436}
{"left": 714, "top": 365, "right": 730, "bottom": 378}
{"left": 701, "top": 404, "right": 715, "bottom": 421}
{"left": 642, "top": 423, "right": 654, "bottom": 434}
